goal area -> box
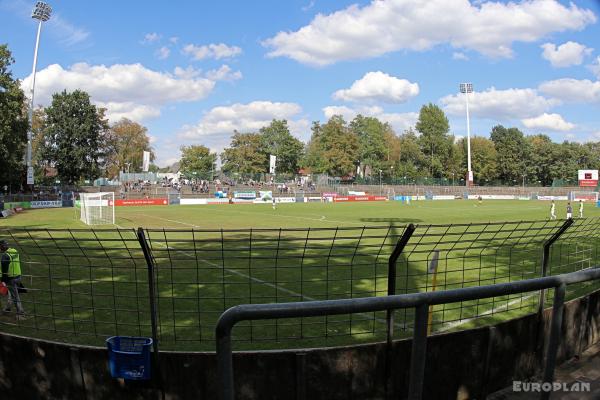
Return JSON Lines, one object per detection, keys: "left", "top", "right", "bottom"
{"left": 79, "top": 192, "right": 115, "bottom": 225}
{"left": 570, "top": 191, "right": 599, "bottom": 202}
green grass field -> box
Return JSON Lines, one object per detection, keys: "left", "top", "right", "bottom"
{"left": 1, "top": 200, "right": 599, "bottom": 350}
{"left": 5, "top": 199, "right": 599, "bottom": 229}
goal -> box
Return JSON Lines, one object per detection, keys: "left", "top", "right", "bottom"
{"left": 570, "top": 191, "right": 599, "bottom": 202}
{"left": 80, "top": 192, "right": 115, "bottom": 225}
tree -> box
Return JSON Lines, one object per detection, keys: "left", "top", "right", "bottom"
{"left": 221, "top": 132, "right": 268, "bottom": 174}
{"left": 259, "top": 120, "right": 304, "bottom": 174}
{"left": 179, "top": 145, "right": 217, "bottom": 179}
{"left": 105, "top": 118, "right": 155, "bottom": 178}
{"left": 40, "top": 90, "right": 110, "bottom": 184}
{"left": 0, "top": 44, "right": 28, "bottom": 189}
{"left": 304, "top": 116, "right": 358, "bottom": 176}
{"left": 395, "top": 128, "right": 426, "bottom": 180}
{"left": 490, "top": 125, "right": 531, "bottom": 184}
{"left": 350, "top": 115, "right": 389, "bottom": 176}
{"left": 458, "top": 136, "right": 498, "bottom": 184}
{"left": 415, "top": 103, "right": 453, "bottom": 178}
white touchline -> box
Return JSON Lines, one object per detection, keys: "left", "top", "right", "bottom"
{"left": 437, "top": 293, "right": 537, "bottom": 332}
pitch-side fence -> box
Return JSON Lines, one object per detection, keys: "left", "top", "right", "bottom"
{"left": 0, "top": 218, "right": 599, "bottom": 350}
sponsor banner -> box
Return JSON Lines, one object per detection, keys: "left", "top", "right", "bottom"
{"left": 516, "top": 196, "right": 531, "bottom": 201}
{"left": 348, "top": 191, "right": 366, "bottom": 196}
{"left": 306, "top": 197, "right": 323, "bottom": 202}
{"left": 468, "top": 195, "right": 515, "bottom": 200}
{"left": 115, "top": 198, "right": 168, "bottom": 206}
{"left": 142, "top": 151, "right": 151, "bottom": 172}
{"left": 538, "top": 196, "right": 568, "bottom": 201}
{"left": 432, "top": 195, "right": 455, "bottom": 200}
{"left": 181, "top": 199, "right": 208, "bottom": 205}
{"left": 277, "top": 197, "right": 296, "bottom": 203}
{"left": 236, "top": 199, "right": 258, "bottom": 204}
{"left": 234, "top": 191, "right": 257, "bottom": 199}
{"left": 30, "top": 200, "right": 63, "bottom": 209}
{"left": 334, "top": 196, "right": 387, "bottom": 202}
{"left": 259, "top": 191, "right": 273, "bottom": 201}
{"left": 269, "top": 155, "right": 276, "bottom": 174}
{"left": 322, "top": 192, "right": 338, "bottom": 197}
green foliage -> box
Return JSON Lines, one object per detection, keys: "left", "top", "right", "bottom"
{"left": 40, "top": 90, "right": 111, "bottom": 184}
{"left": 416, "top": 103, "right": 454, "bottom": 177}
{"left": 304, "top": 116, "right": 359, "bottom": 176}
{"left": 179, "top": 145, "right": 217, "bottom": 178}
{"left": 0, "top": 44, "right": 28, "bottom": 189}
{"left": 490, "top": 125, "right": 531, "bottom": 183}
{"left": 106, "top": 118, "right": 155, "bottom": 178}
{"left": 259, "top": 119, "right": 304, "bottom": 174}
{"left": 221, "top": 132, "right": 267, "bottom": 174}
{"left": 350, "top": 115, "right": 389, "bottom": 175}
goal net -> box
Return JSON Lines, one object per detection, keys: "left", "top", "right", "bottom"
{"left": 570, "top": 191, "right": 599, "bottom": 202}
{"left": 80, "top": 192, "right": 115, "bottom": 225}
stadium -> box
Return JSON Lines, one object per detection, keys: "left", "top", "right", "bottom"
{"left": 3, "top": 1, "right": 600, "bottom": 399}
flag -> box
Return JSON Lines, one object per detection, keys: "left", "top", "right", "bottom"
{"left": 269, "top": 155, "right": 276, "bottom": 174}
{"left": 143, "top": 151, "right": 150, "bottom": 172}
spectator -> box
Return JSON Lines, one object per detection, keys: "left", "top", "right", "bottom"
{"left": 0, "top": 240, "right": 26, "bottom": 320}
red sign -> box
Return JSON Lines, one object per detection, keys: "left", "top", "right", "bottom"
{"left": 114, "top": 198, "right": 168, "bottom": 206}
{"left": 579, "top": 179, "right": 598, "bottom": 187}
{"left": 334, "top": 196, "right": 387, "bottom": 202}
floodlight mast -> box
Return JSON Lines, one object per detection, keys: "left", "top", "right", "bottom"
{"left": 26, "top": 1, "right": 52, "bottom": 187}
{"left": 460, "top": 83, "right": 473, "bottom": 187}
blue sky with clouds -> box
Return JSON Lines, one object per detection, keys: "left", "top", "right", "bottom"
{"left": 2, "top": 0, "right": 600, "bottom": 167}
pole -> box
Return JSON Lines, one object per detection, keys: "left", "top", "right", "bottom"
{"left": 465, "top": 89, "right": 472, "bottom": 187}
{"left": 27, "top": 20, "right": 44, "bottom": 187}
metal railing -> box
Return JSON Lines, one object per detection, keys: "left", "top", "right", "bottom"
{"left": 0, "top": 218, "right": 599, "bottom": 350}
{"left": 215, "top": 267, "right": 600, "bottom": 400}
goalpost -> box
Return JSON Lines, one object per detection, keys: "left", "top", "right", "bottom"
{"left": 80, "top": 192, "right": 115, "bottom": 225}
{"left": 570, "top": 191, "right": 599, "bottom": 202}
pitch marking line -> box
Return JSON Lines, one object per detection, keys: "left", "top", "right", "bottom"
{"left": 148, "top": 239, "right": 402, "bottom": 329}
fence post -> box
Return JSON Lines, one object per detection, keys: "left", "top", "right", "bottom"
{"left": 541, "top": 283, "right": 566, "bottom": 400}
{"left": 136, "top": 227, "right": 163, "bottom": 396}
{"left": 408, "top": 303, "right": 429, "bottom": 400}
{"left": 385, "top": 223, "right": 416, "bottom": 398}
{"left": 537, "top": 219, "right": 573, "bottom": 317}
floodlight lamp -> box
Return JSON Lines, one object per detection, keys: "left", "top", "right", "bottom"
{"left": 32, "top": 1, "right": 52, "bottom": 22}
{"left": 459, "top": 83, "right": 473, "bottom": 93}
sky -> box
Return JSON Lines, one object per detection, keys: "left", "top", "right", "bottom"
{"left": 2, "top": 0, "right": 600, "bottom": 168}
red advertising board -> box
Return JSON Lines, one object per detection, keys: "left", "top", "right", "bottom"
{"left": 334, "top": 196, "right": 387, "bottom": 202}
{"left": 114, "top": 198, "right": 168, "bottom": 206}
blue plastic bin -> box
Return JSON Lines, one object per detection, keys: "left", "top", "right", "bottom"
{"left": 106, "top": 336, "right": 153, "bottom": 380}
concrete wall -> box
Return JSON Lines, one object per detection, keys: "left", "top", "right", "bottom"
{"left": 2, "top": 289, "right": 600, "bottom": 400}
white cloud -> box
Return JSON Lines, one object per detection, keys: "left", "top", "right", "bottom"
{"left": 541, "top": 41, "right": 593, "bottom": 67}
{"left": 173, "top": 66, "right": 203, "bottom": 79}
{"left": 588, "top": 57, "right": 600, "bottom": 79}
{"left": 21, "top": 63, "right": 215, "bottom": 123}
{"left": 177, "top": 101, "right": 307, "bottom": 150}
{"left": 538, "top": 78, "right": 600, "bottom": 103}
{"left": 521, "top": 113, "right": 575, "bottom": 131}
{"left": 332, "top": 71, "right": 419, "bottom": 104}
{"left": 440, "top": 87, "right": 558, "bottom": 120}
{"left": 205, "top": 65, "right": 243, "bottom": 82}
{"left": 322, "top": 105, "right": 418, "bottom": 133}
{"left": 142, "top": 32, "right": 161, "bottom": 44}
{"left": 452, "top": 52, "right": 469, "bottom": 61}
{"left": 263, "top": 0, "right": 596, "bottom": 66}
{"left": 182, "top": 43, "right": 242, "bottom": 60}
{"left": 156, "top": 46, "right": 171, "bottom": 60}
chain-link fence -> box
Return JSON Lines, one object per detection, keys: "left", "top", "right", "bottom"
{"left": 1, "top": 218, "right": 599, "bottom": 350}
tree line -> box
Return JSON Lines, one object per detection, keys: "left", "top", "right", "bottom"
{"left": 1, "top": 43, "right": 599, "bottom": 189}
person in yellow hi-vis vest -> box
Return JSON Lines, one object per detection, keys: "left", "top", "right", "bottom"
{"left": 0, "top": 240, "right": 26, "bottom": 319}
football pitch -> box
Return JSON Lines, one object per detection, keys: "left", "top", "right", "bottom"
{"left": 1, "top": 200, "right": 599, "bottom": 351}
{"left": 5, "top": 199, "right": 599, "bottom": 229}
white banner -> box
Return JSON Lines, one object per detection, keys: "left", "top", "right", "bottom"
{"left": 269, "top": 155, "right": 276, "bottom": 174}
{"left": 30, "top": 200, "right": 63, "bottom": 208}
{"left": 143, "top": 151, "right": 151, "bottom": 172}
{"left": 27, "top": 167, "right": 34, "bottom": 185}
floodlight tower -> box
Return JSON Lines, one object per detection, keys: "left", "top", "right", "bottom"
{"left": 459, "top": 83, "right": 473, "bottom": 187}
{"left": 26, "top": 1, "right": 52, "bottom": 187}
